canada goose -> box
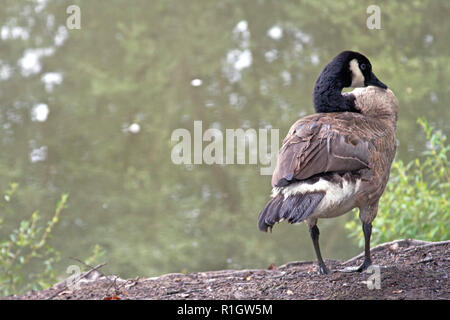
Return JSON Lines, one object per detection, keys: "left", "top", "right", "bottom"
{"left": 258, "top": 52, "right": 398, "bottom": 274}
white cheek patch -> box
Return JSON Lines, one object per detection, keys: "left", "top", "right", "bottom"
{"left": 349, "top": 59, "right": 365, "bottom": 88}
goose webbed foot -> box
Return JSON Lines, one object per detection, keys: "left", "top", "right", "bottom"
{"left": 356, "top": 258, "right": 372, "bottom": 272}
{"left": 338, "top": 259, "right": 372, "bottom": 273}
{"left": 318, "top": 262, "right": 331, "bottom": 275}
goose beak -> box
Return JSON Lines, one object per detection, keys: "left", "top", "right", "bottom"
{"left": 367, "top": 71, "right": 388, "bottom": 89}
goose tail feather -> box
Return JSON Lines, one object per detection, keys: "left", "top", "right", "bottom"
{"left": 258, "top": 191, "right": 324, "bottom": 232}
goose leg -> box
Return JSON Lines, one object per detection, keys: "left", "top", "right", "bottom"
{"left": 340, "top": 222, "right": 373, "bottom": 273}
{"left": 309, "top": 225, "right": 330, "bottom": 275}
{"left": 357, "top": 222, "right": 373, "bottom": 271}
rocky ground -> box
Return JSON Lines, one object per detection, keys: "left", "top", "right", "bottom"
{"left": 5, "top": 239, "right": 449, "bottom": 300}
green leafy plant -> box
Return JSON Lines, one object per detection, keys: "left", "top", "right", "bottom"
{"left": 0, "top": 186, "right": 68, "bottom": 296}
{"left": 83, "top": 244, "right": 106, "bottom": 267}
{"left": 346, "top": 118, "right": 449, "bottom": 247}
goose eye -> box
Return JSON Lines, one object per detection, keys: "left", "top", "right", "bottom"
{"left": 360, "top": 63, "right": 366, "bottom": 70}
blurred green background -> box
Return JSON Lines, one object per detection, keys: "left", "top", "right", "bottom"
{"left": 0, "top": 0, "right": 449, "bottom": 287}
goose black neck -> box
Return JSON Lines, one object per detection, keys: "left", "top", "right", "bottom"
{"left": 313, "top": 70, "right": 359, "bottom": 113}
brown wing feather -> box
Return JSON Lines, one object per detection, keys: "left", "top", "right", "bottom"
{"left": 272, "top": 112, "right": 379, "bottom": 187}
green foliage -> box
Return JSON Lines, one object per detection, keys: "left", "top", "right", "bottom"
{"left": 0, "top": 186, "right": 68, "bottom": 296}
{"left": 346, "top": 119, "right": 450, "bottom": 247}
{"left": 83, "top": 244, "right": 106, "bottom": 267}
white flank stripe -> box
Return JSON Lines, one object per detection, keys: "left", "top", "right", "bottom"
{"left": 271, "top": 177, "right": 361, "bottom": 219}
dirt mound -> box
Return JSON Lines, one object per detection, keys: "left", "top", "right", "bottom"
{"left": 5, "top": 239, "right": 450, "bottom": 300}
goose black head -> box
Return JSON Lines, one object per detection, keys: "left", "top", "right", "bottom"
{"left": 343, "top": 51, "right": 387, "bottom": 89}
{"left": 313, "top": 50, "right": 388, "bottom": 113}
